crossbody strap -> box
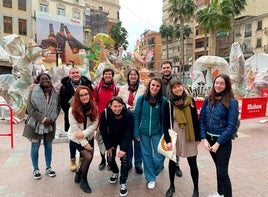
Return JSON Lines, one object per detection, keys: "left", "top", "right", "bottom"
{"left": 168, "top": 101, "right": 173, "bottom": 130}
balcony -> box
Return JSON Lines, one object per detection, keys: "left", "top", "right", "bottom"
{"left": 244, "top": 32, "right": 252, "bottom": 37}
{"left": 264, "top": 27, "right": 268, "bottom": 34}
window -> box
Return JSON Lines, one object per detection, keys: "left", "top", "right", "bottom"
{"left": 18, "top": 19, "right": 27, "bottom": 35}
{"left": 235, "top": 27, "right": 241, "bottom": 36}
{"left": 117, "top": 11, "right": 119, "bottom": 20}
{"left": 256, "top": 38, "right": 262, "bottom": 48}
{"left": 3, "top": 0, "right": 12, "bottom": 8}
{"left": 73, "top": 12, "right": 80, "bottom": 20}
{"left": 98, "top": 6, "right": 103, "bottom": 11}
{"left": 40, "top": 3, "right": 48, "bottom": 12}
{"left": 4, "top": 16, "right": 12, "bottom": 34}
{"left": 18, "top": 0, "right": 26, "bottom": 11}
{"left": 257, "top": 21, "right": 262, "bottom": 31}
{"left": 245, "top": 24, "right": 252, "bottom": 37}
{"left": 57, "top": 8, "right": 65, "bottom": 16}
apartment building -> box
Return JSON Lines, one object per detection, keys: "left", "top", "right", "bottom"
{"left": 138, "top": 30, "right": 162, "bottom": 72}
{"left": 0, "top": 0, "right": 120, "bottom": 68}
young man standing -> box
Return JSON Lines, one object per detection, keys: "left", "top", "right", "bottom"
{"left": 161, "top": 60, "right": 183, "bottom": 177}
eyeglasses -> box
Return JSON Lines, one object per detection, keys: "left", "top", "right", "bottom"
{"left": 79, "top": 93, "right": 89, "bottom": 97}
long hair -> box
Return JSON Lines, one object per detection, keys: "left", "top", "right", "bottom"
{"left": 71, "top": 85, "right": 98, "bottom": 123}
{"left": 144, "top": 77, "right": 163, "bottom": 102}
{"left": 127, "top": 68, "right": 140, "bottom": 84}
{"left": 208, "top": 74, "right": 234, "bottom": 108}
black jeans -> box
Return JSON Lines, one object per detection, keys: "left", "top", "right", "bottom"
{"left": 107, "top": 146, "right": 128, "bottom": 184}
{"left": 207, "top": 134, "right": 232, "bottom": 197}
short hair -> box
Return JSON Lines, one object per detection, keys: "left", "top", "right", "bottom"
{"left": 102, "top": 68, "right": 114, "bottom": 77}
{"left": 161, "top": 60, "right": 173, "bottom": 68}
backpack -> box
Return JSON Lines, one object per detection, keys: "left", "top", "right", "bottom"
{"left": 203, "top": 98, "right": 239, "bottom": 140}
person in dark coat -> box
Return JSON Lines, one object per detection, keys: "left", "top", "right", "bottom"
{"left": 60, "top": 67, "right": 93, "bottom": 172}
{"left": 99, "top": 96, "right": 133, "bottom": 197}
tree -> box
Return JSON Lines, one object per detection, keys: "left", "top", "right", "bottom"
{"left": 196, "top": 0, "right": 233, "bottom": 55}
{"left": 109, "top": 21, "right": 129, "bottom": 53}
{"left": 168, "top": 0, "right": 196, "bottom": 83}
{"left": 159, "top": 23, "right": 174, "bottom": 60}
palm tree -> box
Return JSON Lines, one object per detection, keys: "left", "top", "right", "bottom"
{"left": 196, "top": 0, "right": 233, "bottom": 55}
{"left": 109, "top": 21, "right": 129, "bottom": 54}
{"left": 168, "top": 0, "right": 196, "bottom": 82}
{"left": 159, "top": 23, "right": 174, "bottom": 60}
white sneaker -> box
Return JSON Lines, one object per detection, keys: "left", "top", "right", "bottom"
{"left": 147, "top": 181, "right": 156, "bottom": 189}
{"left": 208, "top": 192, "right": 224, "bottom": 197}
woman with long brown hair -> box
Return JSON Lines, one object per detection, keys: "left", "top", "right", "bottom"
{"left": 68, "top": 85, "right": 98, "bottom": 193}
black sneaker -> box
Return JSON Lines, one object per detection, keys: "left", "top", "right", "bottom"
{"left": 109, "top": 173, "right": 118, "bottom": 184}
{"left": 33, "top": 169, "right": 41, "bottom": 180}
{"left": 46, "top": 167, "right": 56, "bottom": 177}
{"left": 119, "top": 183, "right": 128, "bottom": 196}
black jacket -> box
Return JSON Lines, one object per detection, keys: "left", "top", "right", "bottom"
{"left": 99, "top": 107, "right": 134, "bottom": 152}
{"left": 60, "top": 76, "right": 93, "bottom": 113}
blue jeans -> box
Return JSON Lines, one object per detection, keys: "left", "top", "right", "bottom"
{"left": 207, "top": 135, "right": 232, "bottom": 197}
{"left": 127, "top": 138, "right": 142, "bottom": 168}
{"left": 31, "top": 139, "right": 52, "bottom": 170}
{"left": 140, "top": 133, "right": 165, "bottom": 182}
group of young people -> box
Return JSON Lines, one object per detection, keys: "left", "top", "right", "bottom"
{"left": 22, "top": 60, "right": 238, "bottom": 197}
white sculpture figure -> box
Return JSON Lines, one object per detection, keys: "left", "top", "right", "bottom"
{"left": 229, "top": 42, "right": 246, "bottom": 98}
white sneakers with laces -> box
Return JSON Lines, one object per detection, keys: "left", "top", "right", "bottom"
{"left": 147, "top": 181, "right": 156, "bottom": 189}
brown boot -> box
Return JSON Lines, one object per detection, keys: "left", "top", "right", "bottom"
{"left": 70, "top": 158, "right": 77, "bottom": 172}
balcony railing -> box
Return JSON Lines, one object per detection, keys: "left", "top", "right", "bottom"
{"left": 244, "top": 32, "right": 252, "bottom": 37}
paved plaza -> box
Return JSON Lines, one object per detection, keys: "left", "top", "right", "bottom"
{"left": 0, "top": 111, "right": 268, "bottom": 197}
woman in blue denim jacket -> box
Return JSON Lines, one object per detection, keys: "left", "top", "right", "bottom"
{"left": 199, "top": 74, "right": 239, "bottom": 197}
{"left": 134, "top": 77, "right": 167, "bottom": 190}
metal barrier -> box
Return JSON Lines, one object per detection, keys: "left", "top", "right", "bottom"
{"left": 0, "top": 104, "right": 14, "bottom": 148}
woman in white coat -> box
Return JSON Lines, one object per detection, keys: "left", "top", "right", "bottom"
{"left": 68, "top": 85, "right": 98, "bottom": 193}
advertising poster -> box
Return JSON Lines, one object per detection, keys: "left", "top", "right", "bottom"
{"left": 241, "top": 98, "right": 268, "bottom": 119}
{"left": 36, "top": 11, "right": 84, "bottom": 66}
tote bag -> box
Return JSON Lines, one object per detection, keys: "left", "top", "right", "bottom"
{"left": 157, "top": 101, "right": 177, "bottom": 162}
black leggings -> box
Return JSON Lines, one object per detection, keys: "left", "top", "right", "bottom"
{"left": 168, "top": 156, "right": 199, "bottom": 191}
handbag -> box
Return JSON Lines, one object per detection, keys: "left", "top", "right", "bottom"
{"left": 157, "top": 101, "right": 177, "bottom": 162}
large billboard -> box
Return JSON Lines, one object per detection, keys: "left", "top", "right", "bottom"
{"left": 36, "top": 11, "right": 84, "bottom": 65}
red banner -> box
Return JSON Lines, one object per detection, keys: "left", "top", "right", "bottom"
{"left": 241, "top": 98, "right": 268, "bottom": 119}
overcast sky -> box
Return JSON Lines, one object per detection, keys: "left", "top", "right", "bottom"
{"left": 119, "top": 0, "right": 162, "bottom": 52}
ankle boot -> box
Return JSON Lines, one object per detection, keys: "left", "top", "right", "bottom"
{"left": 99, "top": 155, "right": 106, "bottom": 170}
{"left": 70, "top": 158, "right": 77, "bottom": 172}
{"left": 80, "top": 178, "right": 92, "bottom": 193}
{"left": 166, "top": 185, "right": 175, "bottom": 197}
{"left": 192, "top": 189, "right": 199, "bottom": 197}
{"left": 74, "top": 171, "right": 81, "bottom": 183}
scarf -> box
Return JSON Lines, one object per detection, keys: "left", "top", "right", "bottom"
{"left": 30, "top": 85, "right": 59, "bottom": 134}
{"left": 172, "top": 93, "right": 195, "bottom": 141}
{"left": 71, "top": 79, "right": 82, "bottom": 88}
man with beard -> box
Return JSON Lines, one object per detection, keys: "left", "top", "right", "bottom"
{"left": 93, "top": 68, "right": 119, "bottom": 170}
{"left": 161, "top": 60, "right": 183, "bottom": 177}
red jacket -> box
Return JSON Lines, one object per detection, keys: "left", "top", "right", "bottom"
{"left": 93, "top": 78, "right": 119, "bottom": 119}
